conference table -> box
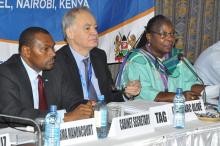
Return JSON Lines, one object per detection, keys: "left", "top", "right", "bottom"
{"left": 1, "top": 100, "right": 220, "bottom": 146}
{"left": 78, "top": 119, "right": 220, "bottom": 146}
{"left": 80, "top": 99, "right": 220, "bottom": 146}
{"left": 4, "top": 118, "right": 220, "bottom": 146}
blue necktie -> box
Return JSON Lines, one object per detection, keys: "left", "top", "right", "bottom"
{"left": 83, "top": 58, "right": 97, "bottom": 100}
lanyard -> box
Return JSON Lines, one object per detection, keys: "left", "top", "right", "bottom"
{"left": 87, "top": 62, "right": 92, "bottom": 89}
{"left": 140, "top": 47, "right": 169, "bottom": 92}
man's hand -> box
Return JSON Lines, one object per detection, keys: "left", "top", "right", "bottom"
{"left": 64, "top": 101, "right": 94, "bottom": 122}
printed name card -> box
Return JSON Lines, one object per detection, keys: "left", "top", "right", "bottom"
{"left": 60, "top": 118, "right": 97, "bottom": 145}
{"left": 149, "top": 99, "right": 206, "bottom": 127}
{"left": 183, "top": 99, "right": 206, "bottom": 121}
{"left": 149, "top": 103, "right": 173, "bottom": 127}
{"left": 171, "top": 99, "right": 205, "bottom": 122}
{"left": 108, "top": 111, "right": 154, "bottom": 138}
{"left": 0, "top": 134, "right": 10, "bottom": 146}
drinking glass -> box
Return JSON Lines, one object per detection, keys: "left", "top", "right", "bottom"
{"left": 107, "top": 105, "right": 123, "bottom": 123}
{"left": 122, "top": 75, "right": 140, "bottom": 100}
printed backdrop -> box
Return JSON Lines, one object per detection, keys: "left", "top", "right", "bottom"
{"left": 0, "top": 0, "right": 154, "bottom": 63}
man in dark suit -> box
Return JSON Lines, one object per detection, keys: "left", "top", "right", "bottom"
{"left": 45, "top": 7, "right": 141, "bottom": 122}
{"left": 0, "top": 27, "right": 93, "bottom": 127}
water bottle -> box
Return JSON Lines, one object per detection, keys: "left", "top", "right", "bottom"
{"left": 218, "top": 88, "right": 220, "bottom": 112}
{"left": 173, "top": 88, "right": 185, "bottom": 128}
{"left": 44, "top": 105, "right": 61, "bottom": 146}
{"left": 94, "top": 95, "right": 108, "bottom": 138}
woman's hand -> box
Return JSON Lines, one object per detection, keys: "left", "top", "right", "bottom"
{"left": 183, "top": 91, "right": 201, "bottom": 101}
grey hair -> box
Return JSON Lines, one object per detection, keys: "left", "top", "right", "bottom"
{"left": 62, "top": 7, "right": 92, "bottom": 40}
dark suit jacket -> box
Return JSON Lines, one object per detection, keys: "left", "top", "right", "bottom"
{"left": 45, "top": 45, "right": 124, "bottom": 111}
{"left": 0, "top": 54, "right": 72, "bottom": 127}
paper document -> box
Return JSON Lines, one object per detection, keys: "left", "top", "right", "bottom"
{"left": 108, "top": 100, "right": 169, "bottom": 115}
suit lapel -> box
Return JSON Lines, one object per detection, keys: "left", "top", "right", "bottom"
{"left": 90, "top": 50, "right": 105, "bottom": 93}
{"left": 43, "top": 71, "right": 59, "bottom": 107}
{"left": 14, "top": 56, "right": 34, "bottom": 107}
{"left": 64, "top": 46, "right": 84, "bottom": 97}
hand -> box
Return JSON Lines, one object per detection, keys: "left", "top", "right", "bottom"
{"left": 64, "top": 101, "right": 94, "bottom": 122}
{"left": 183, "top": 91, "right": 201, "bottom": 101}
{"left": 124, "top": 80, "right": 141, "bottom": 100}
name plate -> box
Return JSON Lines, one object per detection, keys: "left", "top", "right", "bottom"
{"left": 181, "top": 99, "right": 206, "bottom": 121}
{"left": 60, "top": 118, "right": 97, "bottom": 145}
{"left": 149, "top": 103, "right": 173, "bottom": 127}
{"left": 108, "top": 111, "right": 154, "bottom": 138}
{"left": 0, "top": 134, "right": 10, "bottom": 146}
{"left": 150, "top": 99, "right": 205, "bottom": 127}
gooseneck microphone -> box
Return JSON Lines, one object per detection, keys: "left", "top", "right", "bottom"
{"left": 178, "top": 54, "right": 207, "bottom": 104}
{"left": 0, "top": 114, "right": 42, "bottom": 146}
{"left": 178, "top": 54, "right": 204, "bottom": 84}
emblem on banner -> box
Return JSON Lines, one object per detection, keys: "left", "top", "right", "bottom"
{"left": 114, "top": 32, "right": 136, "bottom": 62}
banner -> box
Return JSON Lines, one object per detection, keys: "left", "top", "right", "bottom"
{"left": 0, "top": 0, "right": 154, "bottom": 63}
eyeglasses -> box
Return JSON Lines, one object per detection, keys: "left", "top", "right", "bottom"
{"left": 150, "top": 31, "right": 177, "bottom": 39}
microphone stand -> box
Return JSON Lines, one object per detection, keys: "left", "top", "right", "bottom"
{"left": 0, "top": 114, "right": 42, "bottom": 146}
{"left": 179, "top": 56, "right": 207, "bottom": 104}
{"left": 180, "top": 57, "right": 219, "bottom": 110}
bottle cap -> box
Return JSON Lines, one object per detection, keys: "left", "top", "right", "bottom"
{"left": 50, "top": 105, "right": 57, "bottom": 112}
{"left": 98, "top": 95, "right": 105, "bottom": 101}
{"left": 176, "top": 88, "right": 183, "bottom": 94}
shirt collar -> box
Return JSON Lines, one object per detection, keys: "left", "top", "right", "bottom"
{"left": 21, "top": 56, "right": 42, "bottom": 80}
{"left": 69, "top": 45, "right": 89, "bottom": 64}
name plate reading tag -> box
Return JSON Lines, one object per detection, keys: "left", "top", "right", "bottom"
{"left": 149, "top": 103, "right": 173, "bottom": 127}
{"left": 176, "top": 99, "right": 205, "bottom": 121}
{"left": 60, "top": 118, "right": 97, "bottom": 145}
{"left": 108, "top": 111, "right": 154, "bottom": 138}
{"left": 0, "top": 134, "right": 10, "bottom": 146}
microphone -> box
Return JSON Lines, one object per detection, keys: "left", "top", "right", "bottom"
{"left": 0, "top": 114, "right": 42, "bottom": 146}
{"left": 177, "top": 53, "right": 208, "bottom": 104}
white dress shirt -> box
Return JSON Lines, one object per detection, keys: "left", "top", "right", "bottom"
{"left": 21, "top": 57, "right": 42, "bottom": 109}
{"left": 69, "top": 46, "right": 101, "bottom": 100}
{"left": 21, "top": 57, "right": 66, "bottom": 121}
{"left": 194, "top": 41, "right": 220, "bottom": 85}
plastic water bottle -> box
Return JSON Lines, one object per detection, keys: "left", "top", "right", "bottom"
{"left": 173, "top": 88, "right": 185, "bottom": 128}
{"left": 218, "top": 88, "right": 220, "bottom": 112}
{"left": 94, "top": 95, "right": 108, "bottom": 138}
{"left": 44, "top": 105, "right": 61, "bottom": 146}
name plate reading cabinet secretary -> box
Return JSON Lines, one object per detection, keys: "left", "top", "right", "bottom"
{"left": 108, "top": 111, "right": 154, "bottom": 138}
{"left": 0, "top": 134, "right": 10, "bottom": 146}
{"left": 149, "top": 99, "right": 206, "bottom": 127}
{"left": 60, "top": 118, "right": 97, "bottom": 145}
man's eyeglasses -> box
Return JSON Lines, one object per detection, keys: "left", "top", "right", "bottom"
{"left": 150, "top": 31, "right": 177, "bottom": 39}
